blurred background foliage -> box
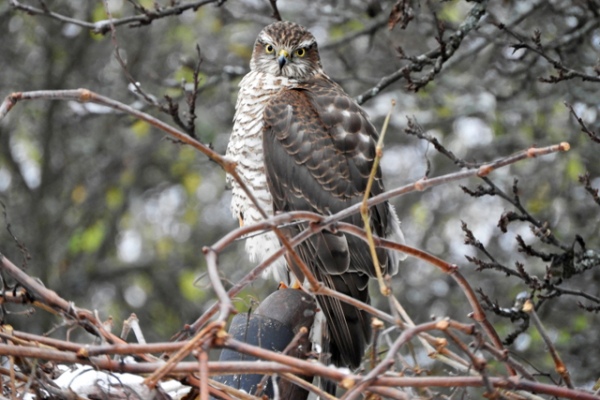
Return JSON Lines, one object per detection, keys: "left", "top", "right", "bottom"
{"left": 0, "top": 0, "right": 599, "bottom": 389}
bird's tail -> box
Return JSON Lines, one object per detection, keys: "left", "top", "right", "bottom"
{"left": 315, "top": 271, "right": 372, "bottom": 369}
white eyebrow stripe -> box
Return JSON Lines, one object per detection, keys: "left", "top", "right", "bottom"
{"left": 259, "top": 32, "right": 274, "bottom": 43}
{"left": 298, "top": 39, "right": 315, "bottom": 48}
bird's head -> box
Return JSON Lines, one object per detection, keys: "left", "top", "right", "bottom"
{"left": 250, "top": 21, "right": 323, "bottom": 80}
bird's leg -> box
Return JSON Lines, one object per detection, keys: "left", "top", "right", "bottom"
{"left": 291, "top": 280, "right": 303, "bottom": 289}
{"left": 280, "top": 253, "right": 306, "bottom": 290}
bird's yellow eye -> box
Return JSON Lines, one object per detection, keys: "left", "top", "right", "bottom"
{"left": 295, "top": 48, "right": 306, "bottom": 57}
{"left": 265, "top": 44, "right": 274, "bottom": 54}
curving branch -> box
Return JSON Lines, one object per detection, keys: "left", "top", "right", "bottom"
{"left": 9, "top": 0, "right": 226, "bottom": 35}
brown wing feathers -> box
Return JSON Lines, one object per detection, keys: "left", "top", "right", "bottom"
{"left": 263, "top": 79, "right": 389, "bottom": 368}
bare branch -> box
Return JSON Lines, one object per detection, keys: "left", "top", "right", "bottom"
{"left": 268, "top": 0, "right": 282, "bottom": 22}
{"left": 495, "top": 21, "right": 600, "bottom": 84}
{"left": 523, "top": 299, "right": 573, "bottom": 388}
{"left": 10, "top": 0, "right": 226, "bottom": 35}
{"left": 356, "top": 0, "right": 490, "bottom": 103}
{"left": 566, "top": 102, "right": 600, "bottom": 144}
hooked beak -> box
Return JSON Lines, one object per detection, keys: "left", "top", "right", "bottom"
{"left": 277, "top": 49, "right": 289, "bottom": 70}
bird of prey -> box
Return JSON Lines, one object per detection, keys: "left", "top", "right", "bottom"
{"left": 226, "top": 21, "right": 405, "bottom": 369}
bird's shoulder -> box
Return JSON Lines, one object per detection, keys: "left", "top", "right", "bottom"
{"left": 262, "top": 73, "right": 384, "bottom": 207}
{"left": 264, "top": 74, "right": 379, "bottom": 159}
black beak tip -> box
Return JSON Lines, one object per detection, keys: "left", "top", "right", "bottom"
{"left": 278, "top": 55, "right": 287, "bottom": 69}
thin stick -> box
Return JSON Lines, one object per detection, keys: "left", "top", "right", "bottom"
{"left": 279, "top": 372, "right": 336, "bottom": 400}
{"left": 327, "top": 142, "right": 570, "bottom": 228}
{"left": 199, "top": 343, "right": 210, "bottom": 400}
{"left": 336, "top": 223, "right": 514, "bottom": 376}
{"left": 143, "top": 321, "right": 223, "bottom": 388}
{"left": 341, "top": 320, "right": 443, "bottom": 400}
{"left": 360, "top": 99, "right": 395, "bottom": 296}
{"left": 0, "top": 88, "right": 314, "bottom": 308}
{"left": 523, "top": 299, "right": 573, "bottom": 388}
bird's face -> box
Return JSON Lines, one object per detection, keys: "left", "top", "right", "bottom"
{"left": 251, "top": 21, "right": 322, "bottom": 80}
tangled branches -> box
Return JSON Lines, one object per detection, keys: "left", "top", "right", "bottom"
{"left": 2, "top": 0, "right": 600, "bottom": 398}
{"left": 0, "top": 87, "right": 589, "bottom": 398}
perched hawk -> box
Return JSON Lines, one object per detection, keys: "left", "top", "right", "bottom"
{"left": 226, "top": 21, "right": 405, "bottom": 369}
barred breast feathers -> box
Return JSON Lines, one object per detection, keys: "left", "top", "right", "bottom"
{"left": 226, "top": 71, "right": 296, "bottom": 283}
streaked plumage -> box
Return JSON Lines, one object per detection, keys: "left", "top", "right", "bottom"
{"left": 226, "top": 21, "right": 405, "bottom": 369}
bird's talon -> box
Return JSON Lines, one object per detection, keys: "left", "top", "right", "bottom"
{"left": 278, "top": 280, "right": 302, "bottom": 290}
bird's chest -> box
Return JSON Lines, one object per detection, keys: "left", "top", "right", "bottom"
{"left": 226, "top": 72, "right": 297, "bottom": 279}
{"left": 232, "top": 72, "right": 294, "bottom": 147}
{"left": 227, "top": 73, "right": 296, "bottom": 221}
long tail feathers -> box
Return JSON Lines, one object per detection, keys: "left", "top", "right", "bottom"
{"left": 316, "top": 271, "right": 371, "bottom": 369}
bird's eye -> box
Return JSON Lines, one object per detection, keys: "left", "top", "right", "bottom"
{"left": 265, "top": 44, "right": 274, "bottom": 54}
{"left": 295, "top": 48, "right": 306, "bottom": 57}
